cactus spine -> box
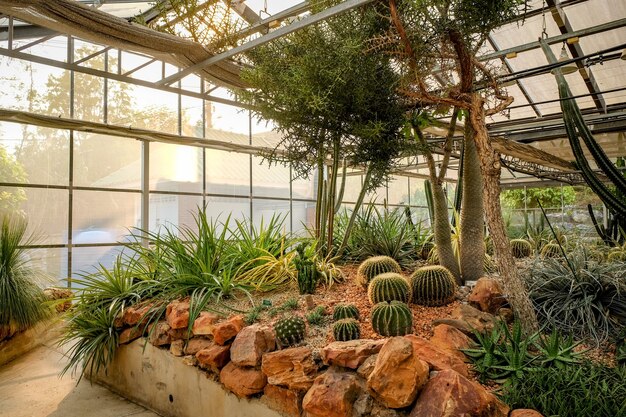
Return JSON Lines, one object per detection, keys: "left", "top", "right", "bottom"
{"left": 333, "top": 318, "right": 360, "bottom": 341}
{"left": 274, "top": 316, "right": 306, "bottom": 347}
{"left": 367, "top": 272, "right": 411, "bottom": 305}
{"left": 541, "top": 243, "right": 562, "bottom": 258}
{"left": 409, "top": 266, "right": 456, "bottom": 306}
{"left": 356, "top": 256, "right": 402, "bottom": 286}
{"left": 371, "top": 301, "right": 413, "bottom": 337}
{"left": 511, "top": 239, "right": 532, "bottom": 258}
{"left": 332, "top": 303, "right": 360, "bottom": 321}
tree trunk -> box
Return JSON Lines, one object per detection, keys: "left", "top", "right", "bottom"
{"left": 469, "top": 93, "right": 538, "bottom": 333}
{"left": 459, "top": 120, "right": 485, "bottom": 283}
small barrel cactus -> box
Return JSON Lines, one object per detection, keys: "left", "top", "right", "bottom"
{"left": 427, "top": 246, "right": 439, "bottom": 265}
{"left": 332, "top": 303, "right": 360, "bottom": 321}
{"left": 356, "top": 256, "right": 402, "bottom": 286}
{"left": 419, "top": 240, "right": 434, "bottom": 260}
{"left": 541, "top": 243, "right": 562, "bottom": 258}
{"left": 367, "top": 272, "right": 411, "bottom": 305}
{"left": 511, "top": 238, "right": 532, "bottom": 258}
{"left": 274, "top": 316, "right": 306, "bottom": 347}
{"left": 333, "top": 318, "right": 360, "bottom": 341}
{"left": 409, "top": 266, "right": 457, "bottom": 306}
{"left": 371, "top": 301, "right": 413, "bottom": 337}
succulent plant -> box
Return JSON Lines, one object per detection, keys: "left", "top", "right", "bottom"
{"left": 409, "top": 265, "right": 457, "bottom": 306}
{"left": 356, "top": 256, "right": 402, "bottom": 286}
{"left": 427, "top": 246, "right": 439, "bottom": 265}
{"left": 371, "top": 301, "right": 413, "bottom": 337}
{"left": 419, "top": 240, "right": 434, "bottom": 260}
{"left": 274, "top": 316, "right": 306, "bottom": 347}
{"left": 332, "top": 318, "right": 360, "bottom": 341}
{"left": 332, "top": 303, "right": 360, "bottom": 321}
{"left": 541, "top": 243, "right": 562, "bottom": 258}
{"left": 367, "top": 272, "right": 411, "bottom": 305}
{"left": 511, "top": 238, "right": 532, "bottom": 258}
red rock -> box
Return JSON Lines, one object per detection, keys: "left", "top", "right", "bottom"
{"left": 367, "top": 337, "right": 429, "bottom": 408}
{"left": 302, "top": 367, "right": 362, "bottom": 417}
{"left": 166, "top": 300, "right": 190, "bottom": 330}
{"left": 262, "top": 384, "right": 303, "bottom": 417}
{"left": 211, "top": 315, "right": 245, "bottom": 345}
{"left": 510, "top": 410, "right": 544, "bottom": 417}
{"left": 430, "top": 324, "right": 473, "bottom": 362}
{"left": 183, "top": 338, "right": 213, "bottom": 356}
{"left": 356, "top": 354, "right": 377, "bottom": 380}
{"left": 219, "top": 362, "right": 267, "bottom": 398}
{"left": 123, "top": 304, "right": 152, "bottom": 327}
{"left": 170, "top": 339, "right": 185, "bottom": 356}
{"left": 434, "top": 304, "right": 498, "bottom": 334}
{"left": 410, "top": 369, "right": 509, "bottom": 417}
{"left": 405, "top": 335, "right": 468, "bottom": 377}
{"left": 320, "top": 339, "right": 386, "bottom": 369}
{"left": 468, "top": 277, "right": 507, "bottom": 314}
{"left": 168, "top": 327, "right": 191, "bottom": 341}
{"left": 230, "top": 324, "right": 275, "bottom": 367}
{"left": 149, "top": 321, "right": 171, "bottom": 346}
{"left": 191, "top": 311, "right": 220, "bottom": 336}
{"left": 118, "top": 326, "right": 143, "bottom": 344}
{"left": 261, "top": 346, "right": 318, "bottom": 391}
{"left": 195, "top": 344, "right": 231, "bottom": 373}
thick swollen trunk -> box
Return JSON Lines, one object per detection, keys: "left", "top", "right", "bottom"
{"left": 469, "top": 94, "right": 538, "bottom": 333}
{"left": 459, "top": 121, "right": 485, "bottom": 283}
{"left": 433, "top": 181, "right": 461, "bottom": 281}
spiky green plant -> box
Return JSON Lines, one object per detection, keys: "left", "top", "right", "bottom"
{"left": 333, "top": 318, "right": 360, "bottom": 341}
{"left": 294, "top": 242, "right": 318, "bottom": 294}
{"left": 367, "top": 272, "right": 411, "bottom": 305}
{"left": 332, "top": 303, "right": 359, "bottom": 321}
{"left": 370, "top": 301, "right": 413, "bottom": 337}
{"left": 0, "top": 215, "right": 51, "bottom": 336}
{"left": 356, "top": 255, "right": 402, "bottom": 286}
{"left": 541, "top": 243, "right": 562, "bottom": 258}
{"left": 409, "top": 266, "right": 457, "bottom": 306}
{"left": 274, "top": 315, "right": 306, "bottom": 347}
{"left": 511, "top": 238, "right": 532, "bottom": 258}
{"left": 306, "top": 306, "right": 325, "bottom": 326}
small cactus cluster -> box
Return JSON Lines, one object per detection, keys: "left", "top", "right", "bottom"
{"left": 332, "top": 318, "right": 360, "bottom": 341}
{"left": 332, "top": 303, "right": 360, "bottom": 321}
{"left": 367, "top": 272, "right": 411, "bottom": 305}
{"left": 541, "top": 243, "right": 562, "bottom": 258}
{"left": 356, "top": 256, "right": 401, "bottom": 286}
{"left": 409, "top": 266, "right": 456, "bottom": 306}
{"left": 274, "top": 316, "right": 306, "bottom": 347}
{"left": 511, "top": 238, "right": 532, "bottom": 258}
{"left": 370, "top": 301, "right": 413, "bottom": 337}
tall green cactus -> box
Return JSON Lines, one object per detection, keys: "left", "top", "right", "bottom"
{"left": 409, "top": 265, "right": 457, "bottom": 306}
{"left": 424, "top": 179, "right": 435, "bottom": 225}
{"left": 367, "top": 272, "right": 411, "bottom": 305}
{"left": 370, "top": 301, "right": 413, "bottom": 337}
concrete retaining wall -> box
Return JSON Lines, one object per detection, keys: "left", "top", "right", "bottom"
{"left": 93, "top": 339, "right": 282, "bottom": 417}
{"left": 0, "top": 319, "right": 64, "bottom": 366}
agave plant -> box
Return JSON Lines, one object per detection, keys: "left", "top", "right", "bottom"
{"left": 0, "top": 214, "right": 51, "bottom": 336}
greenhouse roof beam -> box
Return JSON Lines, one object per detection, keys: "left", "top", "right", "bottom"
{"left": 156, "top": 0, "right": 376, "bottom": 86}
{"left": 231, "top": 1, "right": 311, "bottom": 42}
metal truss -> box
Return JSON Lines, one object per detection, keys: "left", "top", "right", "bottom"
{"left": 500, "top": 155, "right": 586, "bottom": 185}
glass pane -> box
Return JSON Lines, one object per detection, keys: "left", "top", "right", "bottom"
{"left": 71, "top": 245, "right": 125, "bottom": 281}
{"left": 206, "top": 149, "right": 250, "bottom": 196}
{"left": 73, "top": 73, "right": 104, "bottom": 122}
{"left": 28, "top": 248, "right": 68, "bottom": 286}
{"left": 0, "top": 186, "right": 68, "bottom": 245}
{"left": 252, "top": 199, "right": 291, "bottom": 232}
{"left": 74, "top": 133, "right": 141, "bottom": 189}
{"left": 252, "top": 156, "right": 290, "bottom": 198}
{"left": 181, "top": 96, "right": 203, "bottom": 137}
{"left": 0, "top": 122, "right": 69, "bottom": 186}
{"left": 291, "top": 200, "right": 316, "bottom": 236}
{"left": 206, "top": 196, "right": 250, "bottom": 227}
{"left": 341, "top": 169, "right": 363, "bottom": 203}
{"left": 388, "top": 176, "right": 410, "bottom": 206}
{"left": 73, "top": 190, "right": 141, "bottom": 244}
{"left": 292, "top": 170, "right": 316, "bottom": 200}
{"left": 409, "top": 177, "right": 427, "bottom": 207}
{"left": 149, "top": 193, "right": 204, "bottom": 236}
{"left": 150, "top": 142, "right": 203, "bottom": 193}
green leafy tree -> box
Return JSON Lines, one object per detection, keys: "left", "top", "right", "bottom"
{"left": 502, "top": 187, "right": 576, "bottom": 209}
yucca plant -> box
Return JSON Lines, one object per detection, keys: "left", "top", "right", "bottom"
{"left": 0, "top": 214, "right": 51, "bottom": 336}
{"left": 228, "top": 214, "right": 291, "bottom": 271}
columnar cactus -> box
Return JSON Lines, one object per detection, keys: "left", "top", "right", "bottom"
{"left": 367, "top": 272, "right": 411, "bottom": 305}
{"left": 409, "top": 266, "right": 457, "bottom": 306}
{"left": 332, "top": 303, "right": 360, "bottom": 321}
{"left": 332, "top": 318, "right": 360, "bottom": 342}
{"left": 511, "top": 238, "right": 532, "bottom": 258}
{"left": 371, "top": 301, "right": 413, "bottom": 337}
{"left": 356, "top": 256, "right": 402, "bottom": 286}
{"left": 274, "top": 316, "right": 306, "bottom": 347}
{"left": 541, "top": 243, "right": 562, "bottom": 258}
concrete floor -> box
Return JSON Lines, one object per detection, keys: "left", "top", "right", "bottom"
{"left": 0, "top": 341, "right": 160, "bottom": 417}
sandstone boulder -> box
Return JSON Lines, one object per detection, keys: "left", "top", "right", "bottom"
{"left": 367, "top": 337, "right": 429, "bottom": 409}
{"left": 149, "top": 321, "right": 171, "bottom": 346}
{"left": 433, "top": 304, "right": 498, "bottom": 335}
{"left": 122, "top": 304, "right": 152, "bottom": 327}
{"left": 183, "top": 338, "right": 213, "bottom": 356}
{"left": 320, "top": 339, "right": 385, "bottom": 369}
{"left": 170, "top": 339, "right": 185, "bottom": 356}
{"left": 166, "top": 300, "right": 190, "bottom": 330}
{"left": 211, "top": 315, "right": 245, "bottom": 345}
{"left": 230, "top": 324, "right": 275, "bottom": 367}
{"left": 191, "top": 311, "right": 220, "bottom": 336}
{"left": 262, "top": 384, "right": 303, "bottom": 417}
{"left": 410, "top": 369, "right": 509, "bottom": 417}
{"left": 356, "top": 354, "right": 377, "bottom": 380}
{"left": 219, "top": 362, "right": 267, "bottom": 398}
{"left": 195, "top": 344, "right": 231, "bottom": 373}
{"left": 510, "top": 410, "right": 545, "bottom": 417}
{"left": 261, "top": 346, "right": 317, "bottom": 391}
{"left": 118, "top": 326, "right": 144, "bottom": 344}
{"left": 302, "top": 367, "right": 362, "bottom": 417}
{"left": 43, "top": 287, "right": 73, "bottom": 312}
{"left": 406, "top": 335, "right": 468, "bottom": 377}
{"left": 430, "top": 323, "right": 473, "bottom": 362}
{"left": 468, "top": 277, "right": 507, "bottom": 314}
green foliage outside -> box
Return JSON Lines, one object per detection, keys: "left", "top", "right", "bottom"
{"left": 0, "top": 147, "right": 27, "bottom": 212}
{"left": 501, "top": 186, "right": 576, "bottom": 209}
